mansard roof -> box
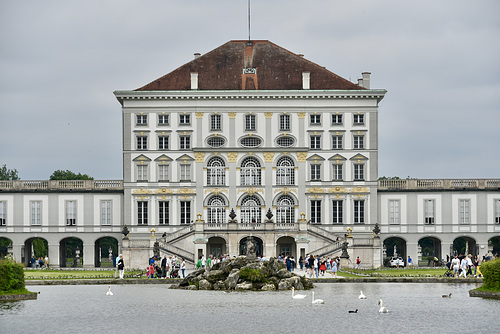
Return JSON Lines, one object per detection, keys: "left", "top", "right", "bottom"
{"left": 136, "top": 40, "right": 363, "bottom": 91}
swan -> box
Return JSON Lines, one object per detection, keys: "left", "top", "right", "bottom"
{"left": 106, "top": 285, "right": 113, "bottom": 296}
{"left": 349, "top": 309, "right": 358, "bottom": 313}
{"left": 312, "top": 291, "right": 325, "bottom": 304}
{"left": 358, "top": 291, "right": 367, "bottom": 299}
{"left": 442, "top": 293, "right": 452, "bottom": 298}
{"left": 292, "top": 287, "right": 306, "bottom": 299}
{"left": 378, "top": 299, "right": 388, "bottom": 313}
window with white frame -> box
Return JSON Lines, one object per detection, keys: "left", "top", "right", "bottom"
{"left": 137, "top": 201, "right": 148, "bottom": 225}
{"left": 276, "top": 156, "right": 295, "bottom": 185}
{"left": 354, "top": 200, "right": 365, "bottom": 224}
{"left": 180, "top": 164, "right": 191, "bottom": 181}
{"left": 495, "top": 199, "right": 500, "bottom": 224}
{"left": 310, "top": 135, "right": 321, "bottom": 149}
{"left": 240, "top": 157, "right": 261, "bottom": 186}
{"left": 241, "top": 196, "right": 261, "bottom": 224}
{"left": 310, "top": 164, "right": 321, "bottom": 181}
{"left": 279, "top": 114, "right": 290, "bottom": 131}
{"left": 101, "top": 200, "right": 111, "bottom": 226}
{"left": 158, "top": 164, "right": 169, "bottom": 181}
{"left": 332, "top": 135, "right": 343, "bottom": 149}
{"left": 158, "top": 114, "right": 169, "bottom": 125}
{"left": 310, "top": 114, "right": 321, "bottom": 125}
{"left": 179, "top": 114, "right": 190, "bottom": 125}
{"left": 310, "top": 200, "right": 321, "bottom": 224}
{"left": 353, "top": 114, "right": 364, "bottom": 125}
{"left": 332, "top": 200, "right": 343, "bottom": 224}
{"left": 332, "top": 114, "right": 343, "bottom": 125}
{"left": 459, "top": 199, "right": 470, "bottom": 224}
{"left": 159, "top": 201, "right": 169, "bottom": 225}
{"left": 210, "top": 114, "right": 221, "bottom": 131}
{"left": 240, "top": 137, "right": 261, "bottom": 148}
{"left": 66, "top": 200, "right": 76, "bottom": 226}
{"left": 424, "top": 199, "right": 435, "bottom": 224}
{"left": 276, "top": 195, "right": 295, "bottom": 224}
{"left": 31, "top": 201, "right": 41, "bottom": 226}
{"left": 137, "top": 164, "right": 148, "bottom": 182}
{"left": 353, "top": 135, "right": 364, "bottom": 149}
{"left": 136, "top": 135, "right": 148, "bottom": 150}
{"left": 208, "top": 196, "right": 225, "bottom": 224}
{"left": 332, "top": 164, "right": 343, "bottom": 181}
{"left": 136, "top": 114, "right": 147, "bottom": 125}
{"left": 207, "top": 157, "right": 226, "bottom": 186}
{"left": 354, "top": 164, "right": 364, "bottom": 181}
{"left": 158, "top": 135, "right": 169, "bottom": 150}
{"left": 276, "top": 136, "right": 295, "bottom": 147}
{"left": 389, "top": 200, "right": 400, "bottom": 225}
{"left": 0, "top": 201, "right": 5, "bottom": 226}
{"left": 245, "top": 114, "right": 256, "bottom": 131}
{"left": 179, "top": 135, "right": 191, "bottom": 150}
{"left": 180, "top": 201, "right": 191, "bottom": 224}
{"left": 207, "top": 136, "right": 225, "bottom": 148}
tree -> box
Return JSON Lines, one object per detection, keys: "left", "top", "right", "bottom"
{"left": 0, "top": 165, "right": 20, "bottom": 180}
{"left": 49, "top": 170, "right": 94, "bottom": 180}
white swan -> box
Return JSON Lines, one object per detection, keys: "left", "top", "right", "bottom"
{"left": 312, "top": 291, "right": 325, "bottom": 304}
{"left": 106, "top": 285, "right": 113, "bottom": 296}
{"left": 378, "top": 299, "right": 388, "bottom": 313}
{"left": 358, "top": 291, "right": 367, "bottom": 299}
{"left": 292, "top": 287, "right": 306, "bottom": 299}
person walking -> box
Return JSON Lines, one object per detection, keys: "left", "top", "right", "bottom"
{"left": 459, "top": 256, "right": 468, "bottom": 278}
{"left": 161, "top": 256, "right": 167, "bottom": 279}
{"left": 114, "top": 254, "right": 120, "bottom": 279}
{"left": 407, "top": 256, "right": 412, "bottom": 268}
{"left": 117, "top": 254, "right": 125, "bottom": 279}
{"left": 356, "top": 256, "right": 361, "bottom": 269}
{"left": 181, "top": 258, "right": 186, "bottom": 278}
{"left": 331, "top": 260, "right": 338, "bottom": 278}
{"left": 451, "top": 255, "right": 460, "bottom": 277}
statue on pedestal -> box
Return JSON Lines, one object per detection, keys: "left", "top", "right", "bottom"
{"left": 246, "top": 237, "right": 257, "bottom": 259}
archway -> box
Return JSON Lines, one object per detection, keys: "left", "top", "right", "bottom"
{"left": 276, "top": 236, "right": 297, "bottom": 258}
{"left": 452, "top": 236, "right": 477, "bottom": 257}
{"left": 95, "top": 237, "right": 119, "bottom": 268}
{"left": 239, "top": 236, "right": 264, "bottom": 257}
{"left": 487, "top": 236, "right": 500, "bottom": 258}
{"left": 383, "top": 237, "right": 407, "bottom": 267}
{"left": 60, "top": 237, "right": 83, "bottom": 268}
{"left": 24, "top": 237, "right": 49, "bottom": 267}
{"left": 207, "top": 236, "right": 227, "bottom": 258}
{"left": 0, "top": 237, "right": 12, "bottom": 258}
{"left": 418, "top": 237, "right": 442, "bottom": 266}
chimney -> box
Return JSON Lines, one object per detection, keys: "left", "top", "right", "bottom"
{"left": 358, "top": 78, "right": 364, "bottom": 87}
{"left": 302, "top": 72, "right": 310, "bottom": 90}
{"left": 190, "top": 72, "right": 198, "bottom": 90}
{"left": 194, "top": 53, "right": 201, "bottom": 59}
{"left": 362, "top": 72, "right": 371, "bottom": 89}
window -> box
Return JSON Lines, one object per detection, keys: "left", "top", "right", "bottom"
{"left": 158, "top": 114, "right": 169, "bottom": 125}
{"left": 158, "top": 164, "right": 169, "bottom": 181}
{"left": 180, "top": 201, "right": 191, "bottom": 224}
{"left": 332, "top": 164, "right": 343, "bottom": 181}
{"left": 179, "top": 135, "right": 191, "bottom": 150}
{"left": 158, "top": 135, "right": 169, "bottom": 150}
{"left": 354, "top": 164, "right": 364, "bottom": 181}
{"left": 332, "top": 135, "right": 343, "bottom": 149}
{"left": 354, "top": 200, "right": 365, "bottom": 224}
{"left": 207, "top": 136, "right": 225, "bottom": 148}
{"left": 353, "top": 114, "right": 364, "bottom": 125}
{"left": 276, "top": 195, "right": 295, "bottom": 224}
{"left": 159, "top": 201, "right": 169, "bottom": 225}
{"left": 136, "top": 114, "right": 147, "bottom": 125}
{"left": 179, "top": 114, "right": 190, "bottom": 125}
{"left": 31, "top": 201, "right": 41, "bottom": 226}
{"left": 389, "top": 200, "right": 400, "bottom": 225}
{"left": 332, "top": 200, "right": 343, "bottom": 224}
{"left": 459, "top": 199, "right": 470, "bottom": 224}
{"left": 136, "top": 136, "right": 148, "bottom": 150}
{"left": 495, "top": 199, "right": 500, "bottom": 224}
{"left": 276, "top": 157, "right": 295, "bottom": 185}
{"left": 241, "top": 196, "right": 261, "bottom": 223}
{"left": 424, "top": 199, "right": 435, "bottom": 224}
{"left": 310, "top": 200, "right": 321, "bottom": 224}
{"left": 332, "top": 114, "right": 343, "bottom": 125}
{"left": 101, "top": 200, "right": 111, "bottom": 226}
{"left": 276, "top": 136, "right": 295, "bottom": 147}
{"left": 241, "top": 157, "right": 261, "bottom": 186}
{"left": 310, "top": 114, "right": 321, "bottom": 125}
{"left": 210, "top": 114, "right": 221, "bottom": 131}
{"left": 245, "top": 114, "right": 256, "bottom": 131}
{"left": 137, "top": 164, "right": 148, "bottom": 182}
{"left": 240, "top": 137, "right": 262, "bottom": 148}
{"left": 353, "top": 135, "right": 364, "bottom": 149}
{"left": 66, "top": 201, "right": 76, "bottom": 226}
{"left": 279, "top": 114, "right": 290, "bottom": 131}
{"left": 138, "top": 201, "right": 148, "bottom": 225}
{"left": 208, "top": 196, "right": 225, "bottom": 224}
{"left": 0, "top": 202, "right": 5, "bottom": 226}
{"left": 310, "top": 164, "right": 321, "bottom": 181}
{"left": 207, "top": 157, "right": 226, "bottom": 186}
{"left": 180, "top": 164, "right": 191, "bottom": 181}
{"left": 310, "top": 135, "right": 321, "bottom": 150}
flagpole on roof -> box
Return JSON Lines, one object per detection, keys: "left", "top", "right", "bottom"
{"left": 248, "top": 0, "right": 251, "bottom": 41}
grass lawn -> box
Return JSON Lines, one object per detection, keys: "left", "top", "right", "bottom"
{"left": 343, "top": 268, "right": 448, "bottom": 277}
{"left": 24, "top": 269, "right": 144, "bottom": 280}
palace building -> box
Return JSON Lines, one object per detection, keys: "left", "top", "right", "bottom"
{"left": 1, "top": 40, "right": 499, "bottom": 268}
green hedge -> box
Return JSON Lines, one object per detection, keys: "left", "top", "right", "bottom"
{"left": 0, "top": 259, "right": 25, "bottom": 293}
{"left": 480, "top": 258, "right": 500, "bottom": 290}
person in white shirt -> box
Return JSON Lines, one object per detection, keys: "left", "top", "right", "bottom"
{"left": 451, "top": 255, "right": 460, "bottom": 278}
{"left": 459, "top": 257, "right": 468, "bottom": 278}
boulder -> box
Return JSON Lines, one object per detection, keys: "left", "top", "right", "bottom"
{"left": 277, "top": 269, "right": 292, "bottom": 279}
{"left": 225, "top": 269, "right": 240, "bottom": 289}
{"left": 213, "top": 281, "right": 225, "bottom": 290}
{"left": 185, "top": 285, "right": 198, "bottom": 290}
{"left": 204, "top": 269, "right": 226, "bottom": 283}
{"left": 261, "top": 284, "right": 276, "bottom": 291}
{"left": 235, "top": 282, "right": 253, "bottom": 290}
{"left": 278, "top": 280, "right": 291, "bottom": 290}
{"left": 198, "top": 279, "right": 213, "bottom": 290}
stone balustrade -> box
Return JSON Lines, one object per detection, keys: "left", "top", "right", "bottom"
{"left": 0, "top": 180, "right": 123, "bottom": 192}
{"left": 378, "top": 178, "right": 500, "bottom": 191}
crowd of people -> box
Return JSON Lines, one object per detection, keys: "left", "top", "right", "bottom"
{"left": 143, "top": 254, "right": 186, "bottom": 279}
{"left": 30, "top": 255, "right": 49, "bottom": 269}
{"left": 447, "top": 252, "right": 496, "bottom": 278}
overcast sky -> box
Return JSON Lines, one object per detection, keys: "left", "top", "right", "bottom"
{"left": 1, "top": 0, "right": 499, "bottom": 180}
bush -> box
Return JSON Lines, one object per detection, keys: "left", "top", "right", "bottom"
{"left": 0, "top": 259, "right": 25, "bottom": 293}
{"left": 480, "top": 258, "right": 500, "bottom": 290}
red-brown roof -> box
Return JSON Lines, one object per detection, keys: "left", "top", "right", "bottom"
{"left": 136, "top": 40, "right": 363, "bottom": 91}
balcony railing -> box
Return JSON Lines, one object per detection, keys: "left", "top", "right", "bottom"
{"left": 0, "top": 180, "right": 123, "bottom": 191}
{"left": 378, "top": 179, "right": 500, "bottom": 191}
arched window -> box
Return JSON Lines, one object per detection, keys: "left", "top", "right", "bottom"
{"left": 207, "top": 196, "right": 226, "bottom": 224}
{"left": 240, "top": 157, "right": 261, "bottom": 186}
{"left": 276, "top": 195, "right": 295, "bottom": 224}
{"left": 276, "top": 157, "right": 295, "bottom": 185}
{"left": 240, "top": 196, "right": 261, "bottom": 224}
{"left": 207, "top": 157, "right": 226, "bottom": 186}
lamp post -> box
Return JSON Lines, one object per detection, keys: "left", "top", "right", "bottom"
{"left": 74, "top": 247, "right": 80, "bottom": 267}
{"left": 150, "top": 228, "right": 156, "bottom": 239}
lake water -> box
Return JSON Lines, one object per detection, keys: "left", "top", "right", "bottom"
{"left": 1, "top": 283, "right": 498, "bottom": 334}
